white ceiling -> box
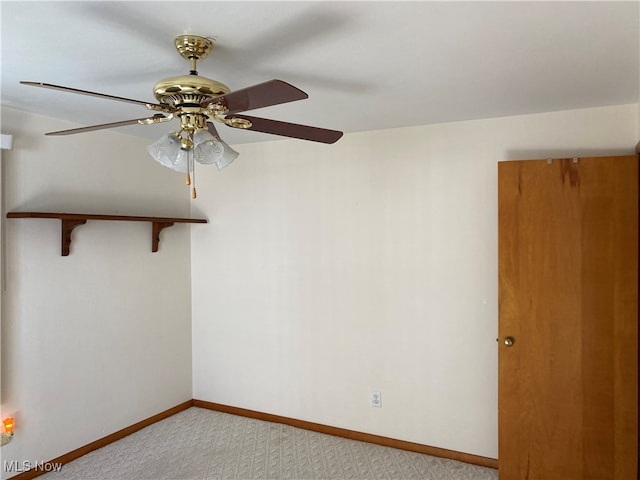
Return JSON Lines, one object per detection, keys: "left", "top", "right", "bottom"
{"left": 1, "top": 1, "right": 638, "bottom": 145}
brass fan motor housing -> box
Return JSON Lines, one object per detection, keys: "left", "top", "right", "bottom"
{"left": 153, "top": 75, "right": 230, "bottom": 106}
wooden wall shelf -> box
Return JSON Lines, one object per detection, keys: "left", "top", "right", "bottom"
{"left": 6, "top": 212, "right": 208, "bottom": 256}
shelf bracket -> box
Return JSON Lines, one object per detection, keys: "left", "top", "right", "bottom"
{"left": 151, "top": 221, "right": 175, "bottom": 253}
{"left": 61, "top": 218, "right": 87, "bottom": 256}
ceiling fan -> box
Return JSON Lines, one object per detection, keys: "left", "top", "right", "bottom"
{"left": 21, "top": 35, "right": 343, "bottom": 197}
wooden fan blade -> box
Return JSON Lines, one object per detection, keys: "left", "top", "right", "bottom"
{"left": 20, "top": 81, "right": 169, "bottom": 110}
{"left": 206, "top": 121, "right": 220, "bottom": 138}
{"left": 226, "top": 115, "right": 343, "bottom": 144}
{"left": 211, "top": 80, "right": 308, "bottom": 114}
{"left": 45, "top": 115, "right": 168, "bottom": 136}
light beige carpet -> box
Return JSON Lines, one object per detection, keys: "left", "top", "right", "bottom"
{"left": 40, "top": 407, "right": 498, "bottom": 480}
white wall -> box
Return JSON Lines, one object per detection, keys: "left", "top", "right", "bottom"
{"left": 192, "top": 104, "right": 639, "bottom": 460}
{"left": 0, "top": 108, "right": 193, "bottom": 478}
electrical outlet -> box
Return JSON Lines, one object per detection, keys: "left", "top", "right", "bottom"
{"left": 371, "top": 391, "right": 382, "bottom": 408}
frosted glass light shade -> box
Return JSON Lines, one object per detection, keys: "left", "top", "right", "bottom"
{"left": 193, "top": 129, "right": 223, "bottom": 165}
{"left": 171, "top": 149, "right": 190, "bottom": 173}
{"left": 148, "top": 133, "right": 190, "bottom": 172}
{"left": 215, "top": 138, "right": 239, "bottom": 170}
{"left": 147, "top": 133, "right": 181, "bottom": 169}
{"left": 148, "top": 129, "right": 237, "bottom": 174}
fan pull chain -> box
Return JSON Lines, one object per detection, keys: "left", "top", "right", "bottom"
{"left": 190, "top": 149, "right": 197, "bottom": 199}
{"left": 191, "top": 167, "right": 197, "bottom": 199}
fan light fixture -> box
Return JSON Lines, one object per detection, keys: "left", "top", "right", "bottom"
{"left": 147, "top": 115, "right": 238, "bottom": 198}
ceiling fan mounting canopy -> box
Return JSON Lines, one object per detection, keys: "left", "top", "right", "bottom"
{"left": 175, "top": 34, "right": 213, "bottom": 62}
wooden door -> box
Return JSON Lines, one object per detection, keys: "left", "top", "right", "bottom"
{"left": 498, "top": 155, "right": 638, "bottom": 479}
